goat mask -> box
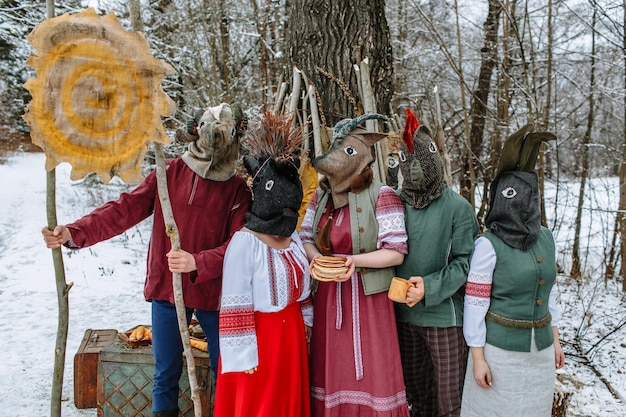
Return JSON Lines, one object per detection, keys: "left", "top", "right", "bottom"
{"left": 398, "top": 108, "right": 445, "bottom": 209}
{"left": 180, "top": 103, "right": 247, "bottom": 181}
{"left": 313, "top": 114, "right": 389, "bottom": 208}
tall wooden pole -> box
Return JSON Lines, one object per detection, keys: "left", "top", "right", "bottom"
{"left": 43, "top": 3, "right": 74, "bottom": 417}
{"left": 127, "top": 1, "right": 201, "bottom": 415}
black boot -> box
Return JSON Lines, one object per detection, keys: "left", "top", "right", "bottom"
{"left": 152, "top": 409, "right": 179, "bottom": 417}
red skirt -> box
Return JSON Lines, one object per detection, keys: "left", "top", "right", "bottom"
{"left": 213, "top": 302, "right": 311, "bottom": 417}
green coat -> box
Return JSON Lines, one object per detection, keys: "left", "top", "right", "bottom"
{"left": 395, "top": 188, "right": 479, "bottom": 327}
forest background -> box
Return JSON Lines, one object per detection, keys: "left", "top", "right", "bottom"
{"left": 0, "top": 0, "right": 625, "bottom": 416}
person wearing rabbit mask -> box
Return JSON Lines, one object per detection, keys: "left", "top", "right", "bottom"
{"left": 299, "top": 113, "right": 410, "bottom": 417}
{"left": 392, "top": 109, "right": 479, "bottom": 417}
{"left": 461, "top": 125, "right": 564, "bottom": 417}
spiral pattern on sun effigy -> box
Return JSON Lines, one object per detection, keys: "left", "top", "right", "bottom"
{"left": 24, "top": 8, "right": 176, "bottom": 183}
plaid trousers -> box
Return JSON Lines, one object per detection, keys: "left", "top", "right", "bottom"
{"left": 397, "top": 323, "right": 468, "bottom": 417}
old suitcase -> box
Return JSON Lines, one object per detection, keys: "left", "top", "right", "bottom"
{"left": 73, "top": 328, "right": 119, "bottom": 408}
{"left": 97, "top": 338, "right": 213, "bottom": 417}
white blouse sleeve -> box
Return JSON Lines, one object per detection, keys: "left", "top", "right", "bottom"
{"left": 219, "top": 232, "right": 259, "bottom": 373}
{"left": 463, "top": 236, "right": 496, "bottom": 347}
{"left": 548, "top": 281, "right": 561, "bottom": 327}
{"left": 549, "top": 236, "right": 561, "bottom": 328}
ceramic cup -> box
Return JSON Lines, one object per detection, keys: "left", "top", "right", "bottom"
{"left": 388, "top": 277, "right": 413, "bottom": 303}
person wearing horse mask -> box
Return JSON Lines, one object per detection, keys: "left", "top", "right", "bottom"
{"left": 299, "top": 114, "right": 410, "bottom": 417}
{"left": 213, "top": 111, "right": 313, "bottom": 417}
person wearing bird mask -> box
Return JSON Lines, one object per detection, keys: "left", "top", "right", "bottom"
{"left": 42, "top": 103, "right": 252, "bottom": 417}
{"left": 299, "top": 114, "right": 410, "bottom": 417}
{"left": 393, "top": 109, "right": 479, "bottom": 417}
{"left": 461, "top": 125, "right": 565, "bottom": 417}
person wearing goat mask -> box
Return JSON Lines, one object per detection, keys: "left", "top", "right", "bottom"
{"left": 461, "top": 125, "right": 565, "bottom": 417}
{"left": 299, "top": 114, "right": 410, "bottom": 417}
{"left": 42, "top": 103, "right": 252, "bottom": 417}
{"left": 393, "top": 109, "right": 479, "bottom": 417}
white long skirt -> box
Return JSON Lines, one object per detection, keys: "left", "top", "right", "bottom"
{"left": 461, "top": 333, "right": 555, "bottom": 417}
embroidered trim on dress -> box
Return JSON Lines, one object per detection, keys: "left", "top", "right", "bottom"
{"left": 311, "top": 386, "right": 407, "bottom": 411}
{"left": 351, "top": 272, "right": 363, "bottom": 380}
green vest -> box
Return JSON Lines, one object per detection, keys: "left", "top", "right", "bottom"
{"left": 311, "top": 181, "right": 395, "bottom": 295}
{"left": 483, "top": 227, "right": 556, "bottom": 352}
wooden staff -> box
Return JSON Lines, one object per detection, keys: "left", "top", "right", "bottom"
{"left": 128, "top": 1, "right": 201, "bottom": 416}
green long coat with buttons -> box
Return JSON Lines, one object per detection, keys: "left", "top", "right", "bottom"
{"left": 395, "top": 188, "right": 479, "bottom": 327}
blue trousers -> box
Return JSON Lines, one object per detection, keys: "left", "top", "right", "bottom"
{"left": 151, "top": 299, "right": 219, "bottom": 413}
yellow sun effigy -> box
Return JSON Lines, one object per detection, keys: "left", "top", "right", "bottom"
{"left": 24, "top": 8, "right": 176, "bottom": 183}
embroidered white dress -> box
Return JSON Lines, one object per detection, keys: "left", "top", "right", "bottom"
{"left": 214, "top": 230, "right": 313, "bottom": 417}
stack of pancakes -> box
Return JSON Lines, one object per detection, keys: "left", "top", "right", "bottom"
{"left": 311, "top": 256, "right": 348, "bottom": 282}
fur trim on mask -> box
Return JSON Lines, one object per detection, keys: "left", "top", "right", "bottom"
{"left": 349, "top": 168, "right": 374, "bottom": 194}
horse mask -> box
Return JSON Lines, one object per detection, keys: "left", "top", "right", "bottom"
{"left": 313, "top": 114, "right": 389, "bottom": 208}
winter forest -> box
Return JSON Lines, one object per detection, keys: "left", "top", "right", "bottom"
{"left": 1, "top": 0, "right": 625, "bottom": 416}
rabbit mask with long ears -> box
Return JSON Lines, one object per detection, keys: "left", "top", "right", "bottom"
{"left": 313, "top": 113, "right": 389, "bottom": 209}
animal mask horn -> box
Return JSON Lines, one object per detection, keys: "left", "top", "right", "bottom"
{"left": 494, "top": 124, "right": 556, "bottom": 178}
{"left": 332, "top": 113, "right": 388, "bottom": 141}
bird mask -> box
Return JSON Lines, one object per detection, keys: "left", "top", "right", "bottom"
{"left": 398, "top": 108, "right": 446, "bottom": 209}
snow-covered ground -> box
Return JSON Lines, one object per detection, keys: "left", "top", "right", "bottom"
{"left": 0, "top": 151, "right": 624, "bottom": 416}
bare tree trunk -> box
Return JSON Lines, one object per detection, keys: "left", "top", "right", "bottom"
{"left": 539, "top": 0, "right": 555, "bottom": 227}
{"left": 250, "top": 0, "right": 269, "bottom": 106}
{"left": 571, "top": 6, "right": 597, "bottom": 279}
{"left": 460, "top": 0, "right": 502, "bottom": 205}
{"left": 617, "top": 3, "right": 626, "bottom": 292}
{"left": 218, "top": 0, "right": 231, "bottom": 100}
{"left": 286, "top": 0, "right": 393, "bottom": 126}
{"left": 478, "top": 0, "right": 513, "bottom": 224}
{"left": 454, "top": 0, "right": 476, "bottom": 208}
